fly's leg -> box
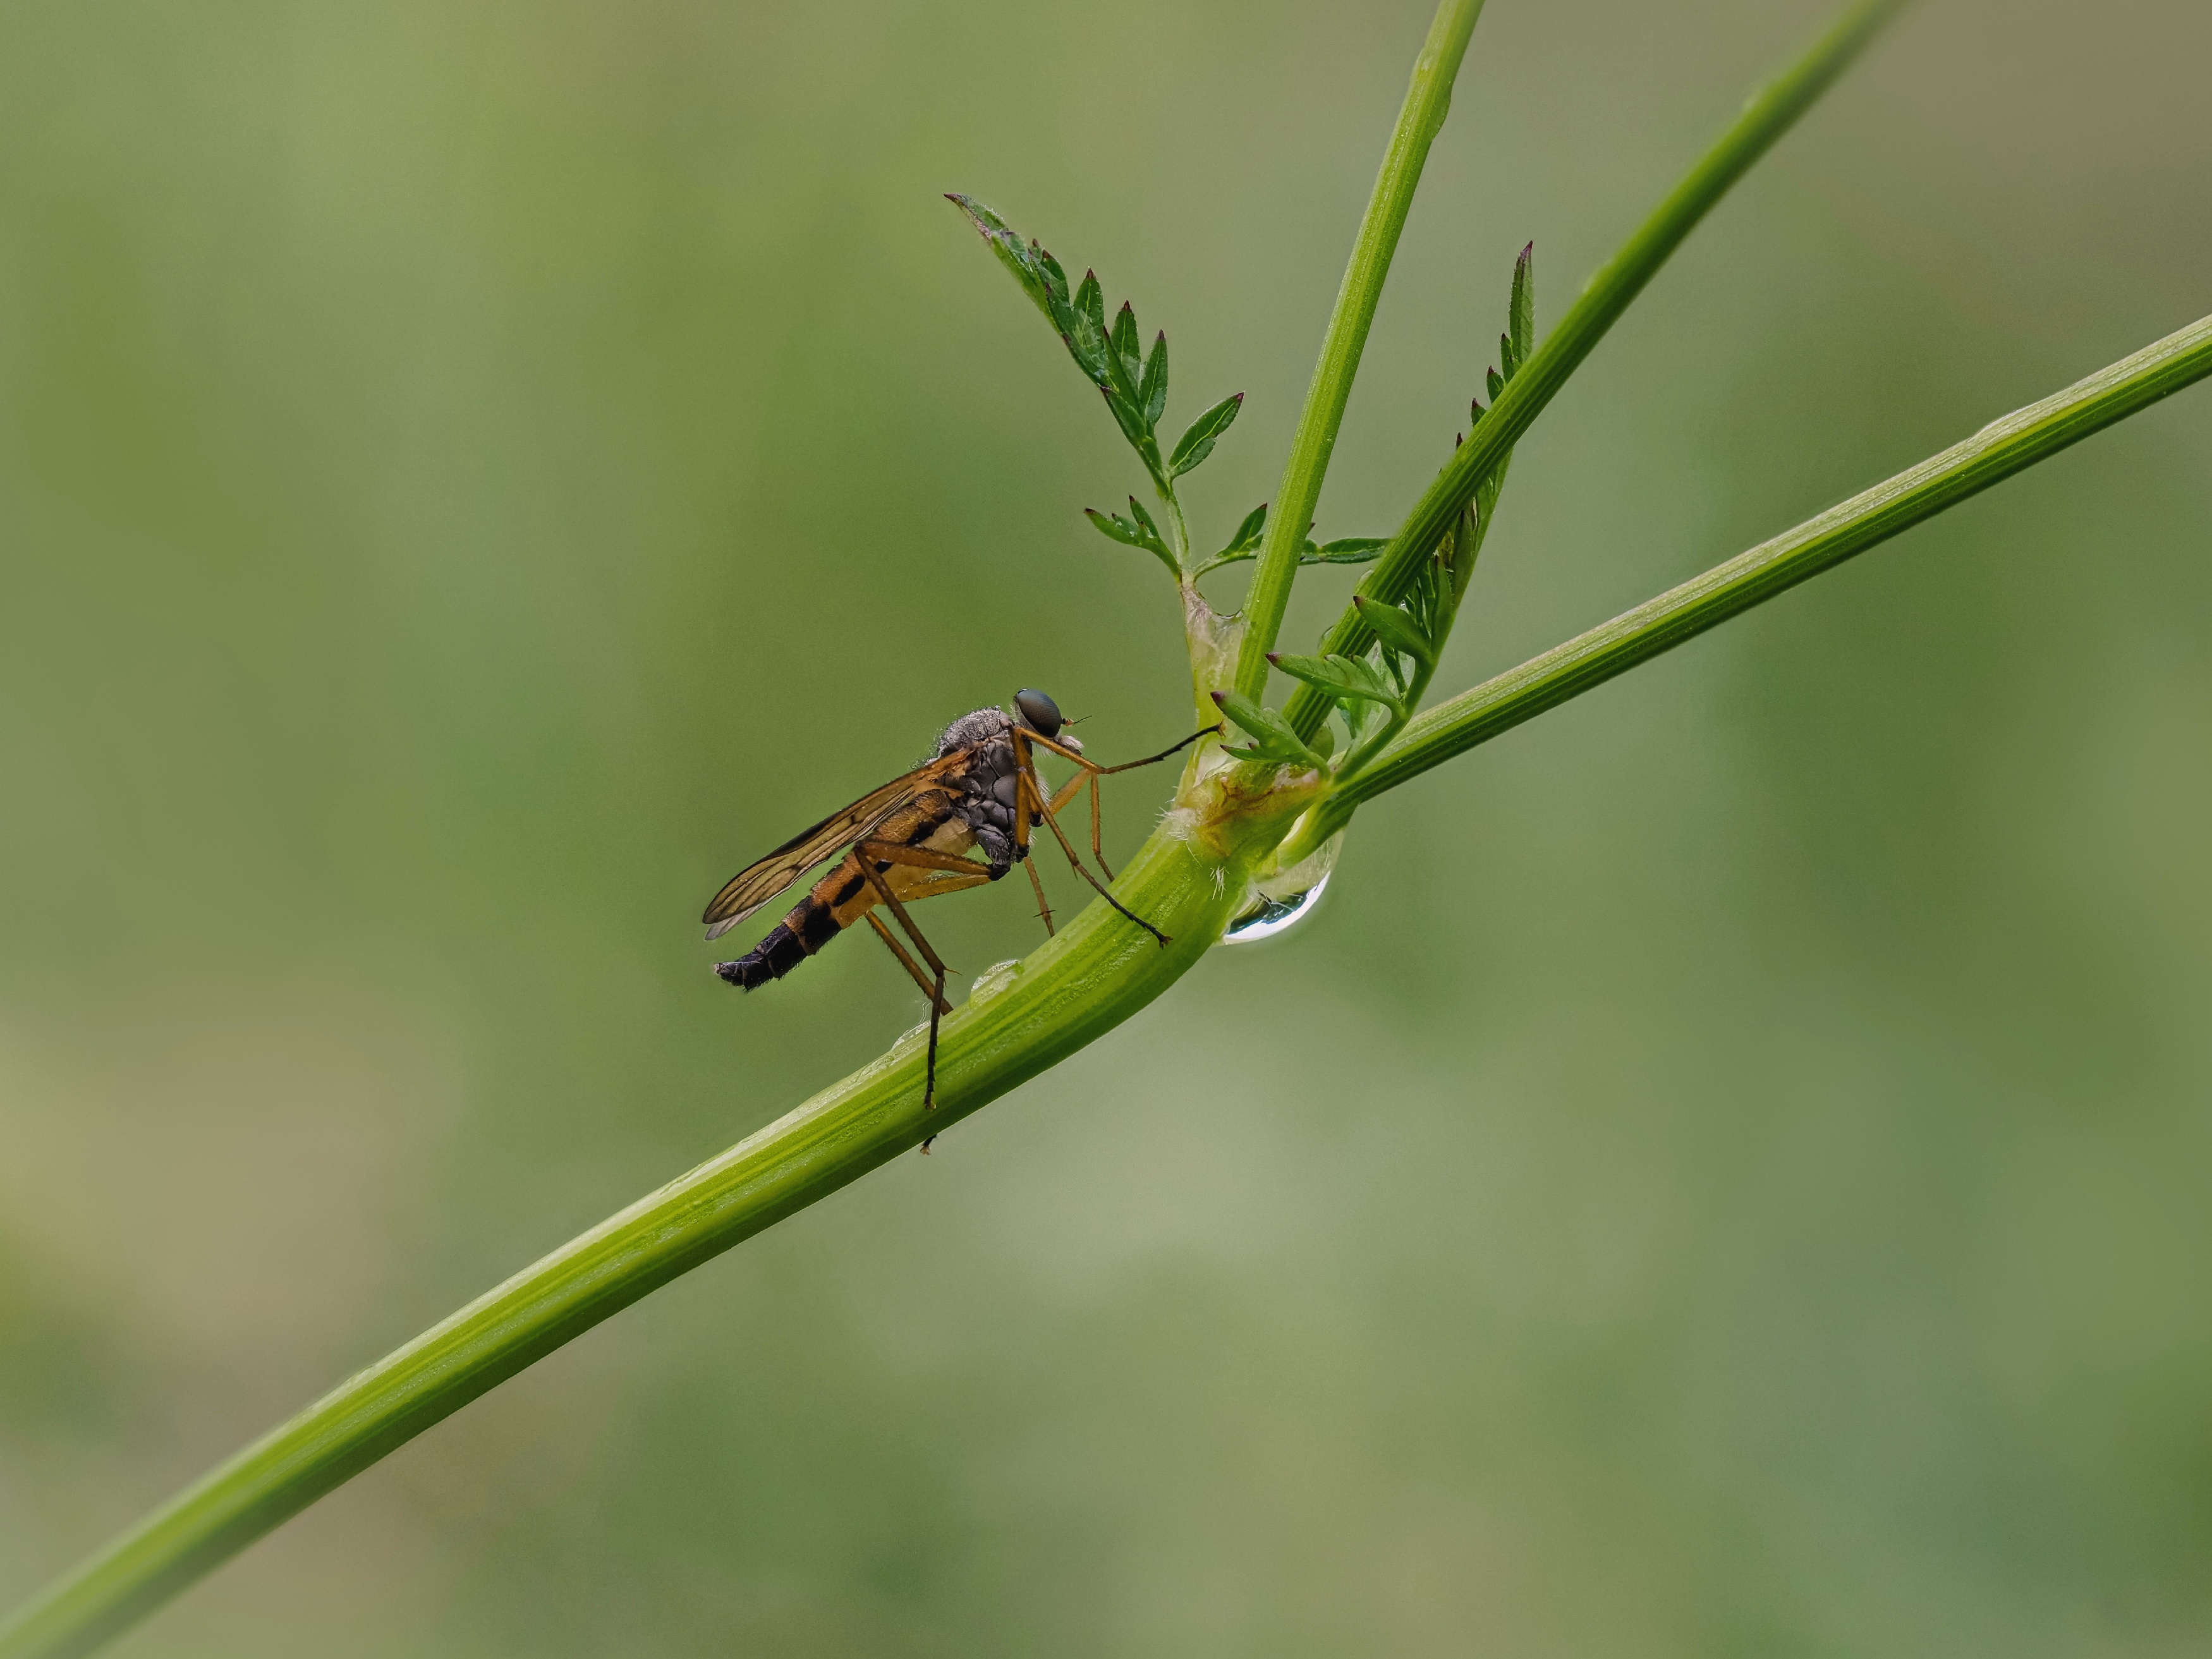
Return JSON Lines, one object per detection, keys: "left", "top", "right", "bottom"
{"left": 1027, "top": 723, "right": 1220, "bottom": 884}
{"left": 1091, "top": 723, "right": 1222, "bottom": 775}
{"left": 1024, "top": 858, "right": 1055, "bottom": 937}
{"left": 1037, "top": 769, "right": 1105, "bottom": 880}
{"left": 851, "top": 840, "right": 990, "bottom": 1114}
{"left": 865, "top": 912, "right": 949, "bottom": 1013}
{"left": 1087, "top": 774, "right": 1109, "bottom": 880}
{"left": 1021, "top": 723, "right": 1220, "bottom": 776}
{"left": 1018, "top": 769, "right": 1098, "bottom": 937}
{"left": 1012, "top": 735, "right": 1170, "bottom": 947}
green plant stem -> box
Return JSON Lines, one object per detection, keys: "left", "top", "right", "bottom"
{"left": 1157, "top": 477, "right": 1194, "bottom": 575}
{"left": 1276, "top": 310, "right": 2212, "bottom": 865}
{"left": 1282, "top": 0, "right": 1907, "bottom": 742}
{"left": 0, "top": 782, "right": 1301, "bottom": 1659}
{"left": 1232, "top": 0, "right": 1487, "bottom": 700}
{"left": 1339, "top": 670, "right": 1425, "bottom": 779}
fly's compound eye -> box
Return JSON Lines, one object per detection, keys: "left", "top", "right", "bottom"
{"left": 1013, "top": 688, "right": 1064, "bottom": 739}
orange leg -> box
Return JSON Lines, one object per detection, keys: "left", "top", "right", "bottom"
{"left": 865, "top": 912, "right": 950, "bottom": 1013}
{"left": 1012, "top": 734, "right": 1169, "bottom": 947}
{"left": 1088, "top": 773, "right": 1109, "bottom": 880}
{"left": 851, "top": 839, "right": 990, "bottom": 1113}
{"left": 1024, "top": 723, "right": 1218, "bottom": 882}
{"left": 854, "top": 840, "right": 996, "bottom": 880}
{"left": 1025, "top": 857, "right": 1055, "bottom": 936}
{"left": 1021, "top": 723, "right": 1218, "bottom": 775}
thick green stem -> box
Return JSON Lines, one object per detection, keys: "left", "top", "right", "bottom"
{"left": 1282, "top": 0, "right": 1907, "bottom": 741}
{"left": 1232, "top": 0, "right": 1487, "bottom": 699}
{"left": 1277, "top": 310, "right": 2212, "bottom": 864}
{"left": 0, "top": 764, "right": 1311, "bottom": 1659}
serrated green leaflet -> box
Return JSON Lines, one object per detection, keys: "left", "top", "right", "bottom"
{"left": 1140, "top": 333, "right": 1168, "bottom": 430}
{"left": 945, "top": 193, "right": 1054, "bottom": 320}
{"left": 1267, "top": 653, "right": 1401, "bottom": 708}
{"left": 1038, "top": 246, "right": 1071, "bottom": 311}
{"left": 1352, "top": 595, "right": 1434, "bottom": 665}
{"left": 1074, "top": 270, "right": 1105, "bottom": 334}
{"left": 1168, "top": 392, "right": 1243, "bottom": 477}
{"left": 1307, "top": 537, "right": 1389, "bottom": 564}
{"left": 1509, "top": 241, "right": 1534, "bottom": 366}
{"left": 1063, "top": 275, "right": 1113, "bottom": 391}
{"left": 1210, "top": 689, "right": 1316, "bottom": 762}
{"left": 1224, "top": 502, "right": 1267, "bottom": 555}
{"left": 1111, "top": 305, "right": 1144, "bottom": 402}
{"left": 1083, "top": 507, "right": 1148, "bottom": 549}
{"left": 1082, "top": 507, "right": 1174, "bottom": 576}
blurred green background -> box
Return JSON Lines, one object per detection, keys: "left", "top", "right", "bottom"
{"left": 3, "top": 0, "right": 2209, "bottom": 1653}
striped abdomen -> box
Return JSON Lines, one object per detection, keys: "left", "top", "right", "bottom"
{"left": 714, "top": 786, "right": 975, "bottom": 991}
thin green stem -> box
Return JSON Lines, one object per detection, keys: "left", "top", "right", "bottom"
{"left": 1339, "top": 664, "right": 1425, "bottom": 777}
{"left": 1276, "top": 311, "right": 2212, "bottom": 863}
{"left": 1157, "top": 477, "right": 1194, "bottom": 576}
{"left": 0, "top": 773, "right": 1311, "bottom": 1659}
{"left": 1232, "top": 0, "right": 1487, "bottom": 699}
{"left": 1282, "top": 0, "right": 1907, "bottom": 741}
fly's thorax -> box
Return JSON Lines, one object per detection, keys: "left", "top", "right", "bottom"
{"left": 933, "top": 707, "right": 1014, "bottom": 757}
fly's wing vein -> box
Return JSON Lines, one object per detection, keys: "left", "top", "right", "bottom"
{"left": 701, "top": 753, "right": 966, "bottom": 939}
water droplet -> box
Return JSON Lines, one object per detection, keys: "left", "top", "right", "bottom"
{"left": 1220, "top": 871, "right": 1331, "bottom": 944}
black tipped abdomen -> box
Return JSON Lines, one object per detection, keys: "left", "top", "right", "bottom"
{"left": 713, "top": 909, "right": 815, "bottom": 990}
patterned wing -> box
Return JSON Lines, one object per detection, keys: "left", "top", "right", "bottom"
{"left": 702, "top": 753, "right": 967, "bottom": 939}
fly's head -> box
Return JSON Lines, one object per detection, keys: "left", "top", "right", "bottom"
{"left": 1014, "top": 687, "right": 1081, "bottom": 756}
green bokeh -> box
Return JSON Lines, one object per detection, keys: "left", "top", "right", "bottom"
{"left": 3, "top": 1, "right": 2209, "bottom": 1653}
